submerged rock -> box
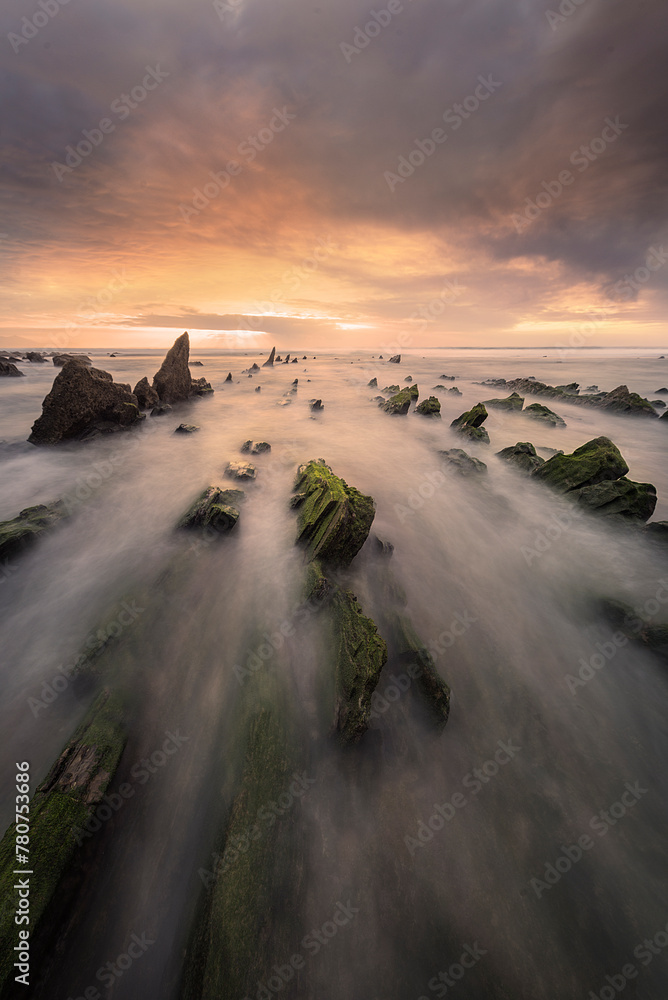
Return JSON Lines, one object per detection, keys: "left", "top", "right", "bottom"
{"left": 483, "top": 392, "right": 524, "bottom": 411}
{"left": 0, "top": 501, "right": 69, "bottom": 561}
{"left": 599, "top": 598, "right": 668, "bottom": 662}
{"left": 292, "top": 459, "right": 375, "bottom": 568}
{"left": 177, "top": 485, "right": 244, "bottom": 532}
{"left": 0, "top": 360, "right": 24, "bottom": 377}
{"left": 532, "top": 437, "right": 628, "bottom": 492}
{"left": 524, "top": 402, "right": 566, "bottom": 427}
{"left": 190, "top": 360, "right": 204, "bottom": 366}
{"left": 225, "top": 461, "right": 257, "bottom": 481}
{"left": 450, "top": 402, "right": 490, "bottom": 444}
{"left": 368, "top": 377, "right": 378, "bottom": 387}
{"left": 330, "top": 588, "right": 388, "bottom": 743}
{"left": 132, "top": 376, "right": 159, "bottom": 410}
{"left": 26, "top": 352, "right": 46, "bottom": 363}
{"left": 439, "top": 448, "right": 487, "bottom": 476}
{"left": 382, "top": 384, "right": 400, "bottom": 394}
{"left": 309, "top": 398, "right": 324, "bottom": 411}
{"left": 496, "top": 442, "right": 545, "bottom": 473}
{"left": 415, "top": 396, "right": 441, "bottom": 417}
{"left": 388, "top": 354, "right": 401, "bottom": 363}
{"left": 174, "top": 423, "right": 200, "bottom": 434}
{"left": 152, "top": 332, "right": 213, "bottom": 403}
{"left": 240, "top": 440, "right": 271, "bottom": 454}
{"left": 29, "top": 362, "right": 145, "bottom": 444}
{"left": 570, "top": 478, "right": 657, "bottom": 522}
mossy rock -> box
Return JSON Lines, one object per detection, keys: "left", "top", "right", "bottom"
{"left": 381, "top": 387, "right": 415, "bottom": 414}
{"left": 451, "top": 402, "right": 488, "bottom": 437}
{"left": 524, "top": 402, "right": 566, "bottom": 427}
{"left": 496, "top": 442, "right": 545, "bottom": 473}
{"left": 0, "top": 501, "right": 69, "bottom": 562}
{"left": 382, "top": 385, "right": 400, "bottom": 394}
{"left": 532, "top": 436, "right": 628, "bottom": 492}
{"left": 439, "top": 448, "right": 487, "bottom": 476}
{"left": 483, "top": 392, "right": 524, "bottom": 412}
{"left": 293, "top": 460, "right": 375, "bottom": 568}
{"left": 391, "top": 614, "right": 450, "bottom": 726}
{"left": 178, "top": 486, "right": 244, "bottom": 533}
{"left": 330, "top": 590, "right": 388, "bottom": 742}
{"left": 415, "top": 396, "right": 441, "bottom": 417}
{"left": 571, "top": 478, "right": 657, "bottom": 522}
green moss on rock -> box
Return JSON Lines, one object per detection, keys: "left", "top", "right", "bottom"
{"left": 415, "top": 396, "right": 441, "bottom": 417}
{"left": 330, "top": 590, "right": 388, "bottom": 742}
{"left": 177, "top": 486, "right": 244, "bottom": 533}
{"left": 293, "top": 460, "right": 375, "bottom": 568}
{"left": 532, "top": 436, "right": 628, "bottom": 492}
{"left": 0, "top": 501, "right": 69, "bottom": 562}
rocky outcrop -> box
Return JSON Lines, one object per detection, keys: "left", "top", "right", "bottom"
{"left": 225, "top": 461, "right": 256, "bottom": 481}
{"left": 524, "top": 402, "right": 566, "bottom": 427}
{"left": 309, "top": 398, "right": 324, "bottom": 411}
{"left": 292, "top": 459, "right": 375, "bottom": 568}
{"left": 174, "top": 423, "right": 200, "bottom": 434}
{"left": 28, "top": 362, "right": 145, "bottom": 444}
{"left": 450, "top": 402, "right": 490, "bottom": 444}
{"left": 177, "top": 486, "right": 244, "bottom": 533}
{"left": 0, "top": 501, "right": 69, "bottom": 561}
{"left": 152, "top": 332, "right": 213, "bottom": 404}
{"left": 416, "top": 396, "right": 441, "bottom": 417}
{"left": 241, "top": 440, "right": 271, "bottom": 454}
{"left": 388, "top": 354, "right": 401, "bottom": 363}
{"left": 0, "top": 360, "right": 23, "bottom": 377}
{"left": 570, "top": 478, "right": 657, "bottom": 522}
{"left": 262, "top": 346, "right": 276, "bottom": 367}
{"left": 368, "top": 377, "right": 377, "bottom": 387}
{"left": 329, "top": 587, "right": 388, "bottom": 742}
{"left": 26, "top": 352, "right": 46, "bottom": 363}
{"left": 132, "top": 376, "right": 159, "bottom": 410}
{"left": 439, "top": 448, "right": 487, "bottom": 476}
{"left": 532, "top": 437, "right": 628, "bottom": 492}
{"left": 224, "top": 372, "right": 233, "bottom": 382}
{"left": 381, "top": 386, "right": 415, "bottom": 415}
{"left": 504, "top": 378, "right": 657, "bottom": 418}
{"left": 53, "top": 353, "right": 92, "bottom": 367}
{"left": 483, "top": 392, "right": 524, "bottom": 411}
{"left": 496, "top": 442, "right": 545, "bottom": 473}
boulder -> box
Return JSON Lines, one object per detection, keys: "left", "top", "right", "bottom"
{"left": 174, "top": 423, "right": 200, "bottom": 434}
{"left": 388, "top": 354, "right": 401, "bottom": 363}
{"left": 483, "top": 392, "right": 524, "bottom": 411}
{"left": 532, "top": 437, "right": 628, "bottom": 492}
{"left": 29, "top": 362, "right": 145, "bottom": 444}
{"left": 450, "top": 403, "right": 490, "bottom": 444}
{"left": 26, "top": 352, "right": 46, "bottom": 363}
{"left": 225, "top": 372, "right": 233, "bottom": 382}
{"left": 177, "top": 486, "right": 244, "bottom": 532}
{"left": 189, "top": 360, "right": 204, "bottom": 366}
{"left": 404, "top": 376, "right": 413, "bottom": 382}
{"left": 241, "top": 441, "right": 271, "bottom": 454}
{"left": 262, "top": 346, "right": 276, "bottom": 367}
{"left": 152, "top": 332, "right": 213, "bottom": 403}
{"left": 367, "top": 377, "right": 377, "bottom": 387}
{"left": 496, "top": 442, "right": 545, "bottom": 473}
{"left": 309, "top": 399, "right": 324, "bottom": 411}
{"left": 382, "top": 385, "right": 400, "bottom": 394}
{"left": 415, "top": 396, "right": 441, "bottom": 417}
{"left": 132, "top": 376, "right": 159, "bottom": 410}
{"left": 0, "top": 501, "right": 69, "bottom": 561}
{"left": 292, "top": 459, "right": 375, "bottom": 568}
{"left": 439, "top": 448, "right": 487, "bottom": 476}
{"left": 381, "top": 386, "right": 415, "bottom": 415}
{"left": 524, "top": 402, "right": 566, "bottom": 427}
{"left": 655, "top": 387, "right": 668, "bottom": 394}
{"left": 439, "top": 374, "right": 456, "bottom": 381}
{"left": 225, "top": 461, "right": 256, "bottom": 481}
{"left": 651, "top": 400, "right": 666, "bottom": 408}
{"left": 53, "top": 353, "right": 92, "bottom": 367}
{"left": 570, "top": 479, "right": 657, "bottom": 522}
{"left": 0, "top": 361, "right": 24, "bottom": 377}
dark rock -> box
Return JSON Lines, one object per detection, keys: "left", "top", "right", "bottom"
{"left": 53, "top": 353, "right": 92, "bottom": 367}
{"left": 292, "top": 459, "right": 375, "bottom": 568}
{"left": 0, "top": 501, "right": 69, "bottom": 561}
{"left": 450, "top": 403, "right": 490, "bottom": 444}
{"left": 26, "top": 352, "right": 46, "bottom": 363}
{"left": 524, "top": 402, "right": 567, "bottom": 427}
{"left": 132, "top": 376, "right": 159, "bottom": 410}
{"left": 532, "top": 437, "right": 628, "bottom": 492}
{"left": 600, "top": 597, "right": 668, "bottom": 662}
{"left": 309, "top": 399, "right": 324, "bottom": 411}
{"left": 484, "top": 392, "right": 524, "bottom": 411}
{"left": 151, "top": 403, "right": 172, "bottom": 416}
{"left": 330, "top": 588, "right": 388, "bottom": 742}
{"left": 292, "top": 378, "right": 298, "bottom": 385}
{"left": 189, "top": 360, "right": 204, "bottom": 366}
{"left": 439, "top": 374, "right": 456, "bottom": 380}
{"left": 571, "top": 479, "right": 657, "bottom": 522}
{"left": 174, "top": 423, "right": 200, "bottom": 434}
{"left": 255, "top": 386, "right": 261, "bottom": 392}
{"left": 655, "top": 387, "right": 668, "bottom": 394}
{"left": 225, "top": 372, "right": 233, "bottom": 382}
{"left": 225, "top": 461, "right": 256, "bottom": 481}
{"left": 0, "top": 361, "right": 24, "bottom": 377}
{"left": 404, "top": 376, "right": 413, "bottom": 382}
{"left": 263, "top": 347, "right": 276, "bottom": 366}
{"left": 177, "top": 485, "right": 244, "bottom": 532}
{"left": 388, "top": 354, "right": 401, "bottom": 363}
{"left": 373, "top": 535, "right": 394, "bottom": 556}
{"left": 29, "top": 362, "right": 144, "bottom": 444}
{"left": 448, "top": 386, "right": 462, "bottom": 395}
{"left": 415, "top": 396, "right": 441, "bottom": 417}
{"left": 644, "top": 521, "right": 668, "bottom": 542}
{"left": 367, "top": 377, "right": 377, "bottom": 387}
{"left": 381, "top": 386, "right": 416, "bottom": 415}
{"left": 152, "top": 332, "right": 213, "bottom": 403}
{"left": 291, "top": 358, "right": 298, "bottom": 363}
{"left": 191, "top": 376, "right": 214, "bottom": 397}
{"left": 496, "top": 441, "right": 545, "bottom": 473}
{"left": 382, "top": 384, "right": 400, "bottom": 394}
{"left": 439, "top": 448, "right": 487, "bottom": 476}
{"left": 651, "top": 400, "right": 666, "bottom": 408}
{"left": 241, "top": 441, "right": 270, "bottom": 454}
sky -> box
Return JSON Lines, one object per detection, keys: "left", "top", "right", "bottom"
{"left": 1, "top": 0, "right": 667, "bottom": 351}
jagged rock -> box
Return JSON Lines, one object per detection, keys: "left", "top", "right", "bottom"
{"left": 373, "top": 535, "right": 394, "bottom": 557}
{"left": 439, "top": 374, "right": 456, "bottom": 381}
{"left": 404, "top": 376, "right": 413, "bottom": 382}
{"left": 382, "top": 385, "right": 400, "bottom": 394}
{"left": 532, "top": 437, "right": 628, "bottom": 492}
{"left": 483, "top": 392, "right": 524, "bottom": 411}
{"left": 26, "top": 352, "right": 46, "bottom": 363}
{"left": 225, "top": 461, "right": 256, "bottom": 481}
{"left": 225, "top": 372, "right": 233, "bottom": 382}
{"left": 190, "top": 360, "right": 204, "bottom": 366}
{"left": 0, "top": 501, "right": 69, "bottom": 561}
{"left": 174, "top": 423, "right": 200, "bottom": 434}
{"left": 241, "top": 441, "right": 271, "bottom": 454}
{"left": 585, "top": 385, "right": 599, "bottom": 392}
{"left": 292, "top": 378, "right": 298, "bottom": 385}
{"left": 584, "top": 385, "right": 657, "bottom": 417}
{"left": 388, "top": 354, "right": 401, "bottom": 363}
{"left": 53, "top": 353, "right": 92, "bottom": 367}
{"left": 368, "top": 377, "right": 377, "bottom": 387}
{"left": 291, "top": 358, "right": 298, "bottom": 363}
{"left": 570, "top": 478, "right": 657, "bottom": 522}
{"left": 263, "top": 347, "right": 276, "bottom": 366}
{"left": 0, "top": 361, "right": 24, "bottom": 377}
{"left": 292, "top": 459, "right": 375, "bottom": 568}
{"left": 496, "top": 442, "right": 545, "bottom": 473}
{"left": 132, "top": 376, "right": 159, "bottom": 410}
{"left": 177, "top": 486, "right": 244, "bottom": 532}
{"left": 330, "top": 588, "right": 388, "bottom": 742}
{"left": 152, "top": 332, "right": 213, "bottom": 403}
{"left": 415, "top": 396, "right": 441, "bottom": 417}
{"left": 524, "top": 402, "right": 566, "bottom": 427}
{"left": 151, "top": 403, "right": 172, "bottom": 416}
{"left": 439, "top": 448, "right": 487, "bottom": 476}
{"left": 450, "top": 403, "right": 490, "bottom": 444}
{"left": 310, "top": 399, "right": 324, "bottom": 411}
{"left": 381, "top": 386, "right": 416, "bottom": 415}
{"left": 390, "top": 614, "right": 450, "bottom": 725}
{"left": 448, "top": 386, "right": 462, "bottom": 395}
{"left": 29, "top": 362, "right": 145, "bottom": 444}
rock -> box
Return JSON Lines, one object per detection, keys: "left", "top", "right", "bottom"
{"left": 225, "top": 372, "right": 233, "bottom": 382}
{"left": 367, "top": 377, "right": 377, "bottom": 387}
{"left": 330, "top": 588, "right": 388, "bottom": 743}
{"left": 651, "top": 400, "right": 666, "bottom": 408}
{"left": 388, "top": 354, "right": 401, "bottom": 363}
{"left": 132, "top": 376, "right": 159, "bottom": 410}
{"left": 262, "top": 346, "right": 276, "bottom": 367}
{"left": 439, "top": 448, "right": 487, "bottom": 476}
{"left": 0, "top": 501, "right": 69, "bottom": 561}
{"left": 450, "top": 403, "right": 490, "bottom": 444}
{"left": 26, "top": 352, "right": 46, "bottom": 363}
{"left": 255, "top": 386, "right": 261, "bottom": 392}
{"left": 381, "top": 387, "right": 415, "bottom": 415}
{"left": 241, "top": 441, "right": 271, "bottom": 454}
{"left": 587, "top": 384, "right": 656, "bottom": 418}
{"left": 644, "top": 522, "right": 668, "bottom": 542}
{"left": 655, "top": 387, "right": 668, "bottom": 394}
{"left": 177, "top": 485, "right": 244, "bottom": 532}
{"left": 189, "top": 360, "right": 204, "bottom": 366}
{"left": 292, "top": 378, "right": 298, "bottom": 385}
{"left": 152, "top": 332, "right": 213, "bottom": 403}
{"left": 0, "top": 361, "right": 24, "bottom": 377}
{"left": 225, "top": 461, "right": 256, "bottom": 481}
{"left": 292, "top": 459, "right": 375, "bottom": 568}
{"left": 242, "top": 363, "right": 260, "bottom": 374}
{"left": 585, "top": 385, "right": 599, "bottom": 392}
{"left": 276, "top": 398, "right": 292, "bottom": 406}
{"left": 309, "top": 399, "right": 324, "bottom": 411}
{"left": 439, "top": 374, "right": 456, "bottom": 380}
{"left": 506, "top": 378, "right": 657, "bottom": 417}
{"left": 53, "top": 353, "right": 92, "bottom": 367}
{"left": 570, "top": 478, "right": 657, "bottom": 522}
{"left": 291, "top": 358, "right": 298, "bottom": 363}
{"left": 151, "top": 403, "right": 172, "bottom": 416}
{"left": 524, "top": 402, "right": 566, "bottom": 427}
{"left": 174, "top": 423, "right": 200, "bottom": 434}
{"left": 599, "top": 598, "right": 668, "bottom": 661}
{"left": 415, "top": 396, "right": 441, "bottom": 417}
{"left": 29, "top": 362, "right": 145, "bottom": 444}
{"left": 532, "top": 437, "right": 628, "bottom": 492}
{"left": 496, "top": 441, "right": 545, "bottom": 473}
{"left": 382, "top": 384, "right": 400, "bottom": 394}
{"left": 483, "top": 392, "right": 524, "bottom": 411}
{"left": 404, "top": 376, "right": 413, "bottom": 382}
{"left": 448, "top": 386, "right": 462, "bottom": 395}
{"left": 373, "top": 535, "right": 395, "bottom": 556}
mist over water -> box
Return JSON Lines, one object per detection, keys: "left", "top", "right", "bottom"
{"left": 1, "top": 347, "right": 668, "bottom": 999}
